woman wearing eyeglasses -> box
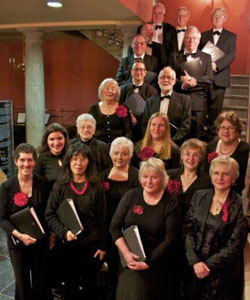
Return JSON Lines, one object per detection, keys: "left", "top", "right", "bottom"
{"left": 203, "top": 111, "right": 250, "bottom": 195}
{"left": 168, "top": 139, "right": 212, "bottom": 219}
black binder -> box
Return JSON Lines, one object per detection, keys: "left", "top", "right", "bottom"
{"left": 9, "top": 207, "right": 46, "bottom": 240}
{"left": 56, "top": 198, "right": 84, "bottom": 235}
{"left": 119, "top": 225, "right": 146, "bottom": 267}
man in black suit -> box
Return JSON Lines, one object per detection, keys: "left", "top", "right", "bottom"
{"left": 142, "top": 66, "right": 191, "bottom": 146}
{"left": 120, "top": 61, "right": 158, "bottom": 142}
{"left": 170, "top": 6, "right": 190, "bottom": 52}
{"left": 199, "top": 8, "right": 236, "bottom": 140}
{"left": 137, "top": 3, "right": 175, "bottom": 57}
{"left": 168, "top": 26, "right": 213, "bottom": 139}
{"left": 116, "top": 35, "right": 158, "bottom": 86}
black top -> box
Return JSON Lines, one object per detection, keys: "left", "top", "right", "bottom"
{"left": 100, "top": 167, "right": 139, "bottom": 225}
{"left": 88, "top": 103, "right": 132, "bottom": 144}
{"left": 202, "top": 139, "right": 250, "bottom": 194}
{"left": 34, "top": 153, "right": 64, "bottom": 188}
{"left": 184, "top": 188, "right": 248, "bottom": 300}
{"left": 131, "top": 141, "right": 181, "bottom": 171}
{"left": 45, "top": 181, "right": 107, "bottom": 250}
{"left": 110, "top": 187, "right": 181, "bottom": 267}
{"left": 0, "top": 175, "right": 49, "bottom": 249}
{"left": 70, "top": 137, "right": 112, "bottom": 173}
{"left": 168, "top": 167, "right": 212, "bottom": 219}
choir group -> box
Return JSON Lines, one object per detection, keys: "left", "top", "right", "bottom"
{"left": 0, "top": 3, "right": 249, "bottom": 300}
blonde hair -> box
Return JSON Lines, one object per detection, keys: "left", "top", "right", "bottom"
{"left": 110, "top": 137, "right": 134, "bottom": 159}
{"left": 209, "top": 156, "right": 239, "bottom": 181}
{"left": 139, "top": 157, "right": 169, "bottom": 190}
{"left": 141, "top": 112, "right": 171, "bottom": 160}
{"left": 181, "top": 138, "right": 206, "bottom": 161}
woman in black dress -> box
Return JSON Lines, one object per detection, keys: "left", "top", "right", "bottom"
{"left": 110, "top": 157, "right": 181, "bottom": 300}
{"left": 70, "top": 113, "right": 112, "bottom": 172}
{"left": 203, "top": 111, "right": 250, "bottom": 194}
{"left": 168, "top": 138, "right": 212, "bottom": 219}
{"left": 35, "top": 122, "right": 70, "bottom": 189}
{"left": 88, "top": 78, "right": 132, "bottom": 144}
{"left": 0, "top": 144, "right": 50, "bottom": 300}
{"left": 132, "top": 112, "right": 180, "bottom": 170}
{"left": 184, "top": 156, "right": 248, "bottom": 300}
{"left": 45, "top": 143, "right": 106, "bottom": 300}
{"left": 34, "top": 122, "right": 70, "bottom": 297}
{"left": 100, "top": 137, "right": 139, "bottom": 300}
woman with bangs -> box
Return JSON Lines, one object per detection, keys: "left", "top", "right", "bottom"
{"left": 45, "top": 143, "right": 106, "bottom": 300}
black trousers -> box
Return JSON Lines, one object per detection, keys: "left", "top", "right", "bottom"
{"left": 9, "top": 240, "right": 50, "bottom": 300}
{"left": 61, "top": 242, "right": 103, "bottom": 300}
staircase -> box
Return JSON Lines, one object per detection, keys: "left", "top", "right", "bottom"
{"left": 223, "top": 75, "right": 250, "bottom": 142}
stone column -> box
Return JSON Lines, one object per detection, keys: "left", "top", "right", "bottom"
{"left": 121, "top": 27, "right": 137, "bottom": 58}
{"left": 23, "top": 30, "right": 45, "bottom": 147}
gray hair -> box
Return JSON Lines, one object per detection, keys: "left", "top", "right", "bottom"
{"left": 209, "top": 156, "right": 239, "bottom": 181}
{"left": 212, "top": 7, "right": 227, "bottom": 19}
{"left": 177, "top": 6, "right": 190, "bottom": 17}
{"left": 185, "top": 26, "right": 201, "bottom": 39}
{"left": 158, "top": 66, "right": 176, "bottom": 80}
{"left": 153, "top": 3, "right": 166, "bottom": 14}
{"left": 139, "top": 157, "right": 169, "bottom": 190}
{"left": 98, "top": 78, "right": 120, "bottom": 102}
{"left": 110, "top": 137, "right": 134, "bottom": 159}
{"left": 76, "top": 113, "right": 96, "bottom": 127}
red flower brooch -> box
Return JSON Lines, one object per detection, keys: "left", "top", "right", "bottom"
{"left": 167, "top": 179, "right": 181, "bottom": 196}
{"left": 13, "top": 192, "right": 29, "bottom": 207}
{"left": 133, "top": 205, "right": 143, "bottom": 215}
{"left": 103, "top": 181, "right": 110, "bottom": 191}
{"left": 138, "top": 147, "right": 155, "bottom": 161}
{"left": 208, "top": 151, "right": 218, "bottom": 163}
{"left": 116, "top": 105, "right": 128, "bottom": 118}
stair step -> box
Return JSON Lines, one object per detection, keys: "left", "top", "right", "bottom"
{"left": 222, "top": 107, "right": 248, "bottom": 119}
{"left": 226, "top": 85, "right": 249, "bottom": 96}
{"left": 230, "top": 75, "right": 250, "bottom": 85}
{"left": 224, "top": 95, "right": 249, "bottom": 107}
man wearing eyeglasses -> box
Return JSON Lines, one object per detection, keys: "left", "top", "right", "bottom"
{"left": 120, "top": 61, "right": 158, "bottom": 142}
{"left": 142, "top": 66, "right": 191, "bottom": 146}
{"left": 199, "top": 8, "right": 236, "bottom": 141}
{"left": 116, "top": 35, "right": 158, "bottom": 86}
{"left": 168, "top": 26, "right": 213, "bottom": 139}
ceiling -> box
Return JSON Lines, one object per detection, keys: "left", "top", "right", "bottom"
{"left": 0, "top": 0, "right": 141, "bottom": 40}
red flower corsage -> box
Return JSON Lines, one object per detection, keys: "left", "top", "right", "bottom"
{"left": 103, "top": 181, "right": 110, "bottom": 191}
{"left": 13, "top": 192, "right": 29, "bottom": 207}
{"left": 116, "top": 105, "right": 128, "bottom": 118}
{"left": 133, "top": 205, "right": 143, "bottom": 215}
{"left": 138, "top": 147, "right": 155, "bottom": 161}
{"left": 167, "top": 179, "right": 181, "bottom": 196}
{"left": 208, "top": 151, "right": 218, "bottom": 163}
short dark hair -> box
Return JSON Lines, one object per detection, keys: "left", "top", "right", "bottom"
{"left": 14, "top": 143, "right": 37, "bottom": 161}
{"left": 37, "top": 123, "right": 70, "bottom": 155}
{"left": 59, "top": 143, "right": 97, "bottom": 184}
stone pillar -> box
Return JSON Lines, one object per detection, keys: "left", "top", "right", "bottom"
{"left": 23, "top": 30, "right": 45, "bottom": 147}
{"left": 121, "top": 27, "right": 137, "bottom": 58}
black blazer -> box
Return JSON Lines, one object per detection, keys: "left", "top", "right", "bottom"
{"left": 200, "top": 28, "right": 236, "bottom": 88}
{"left": 115, "top": 54, "right": 158, "bottom": 86}
{"left": 142, "top": 91, "right": 191, "bottom": 143}
{"left": 168, "top": 49, "right": 213, "bottom": 110}
{"left": 119, "top": 81, "right": 158, "bottom": 104}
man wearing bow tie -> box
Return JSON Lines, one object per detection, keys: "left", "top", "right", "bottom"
{"left": 168, "top": 26, "right": 213, "bottom": 139}
{"left": 171, "top": 7, "right": 190, "bottom": 51}
{"left": 137, "top": 3, "right": 175, "bottom": 58}
{"left": 142, "top": 66, "right": 191, "bottom": 145}
{"left": 116, "top": 35, "right": 158, "bottom": 86}
{"left": 199, "top": 8, "right": 236, "bottom": 141}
